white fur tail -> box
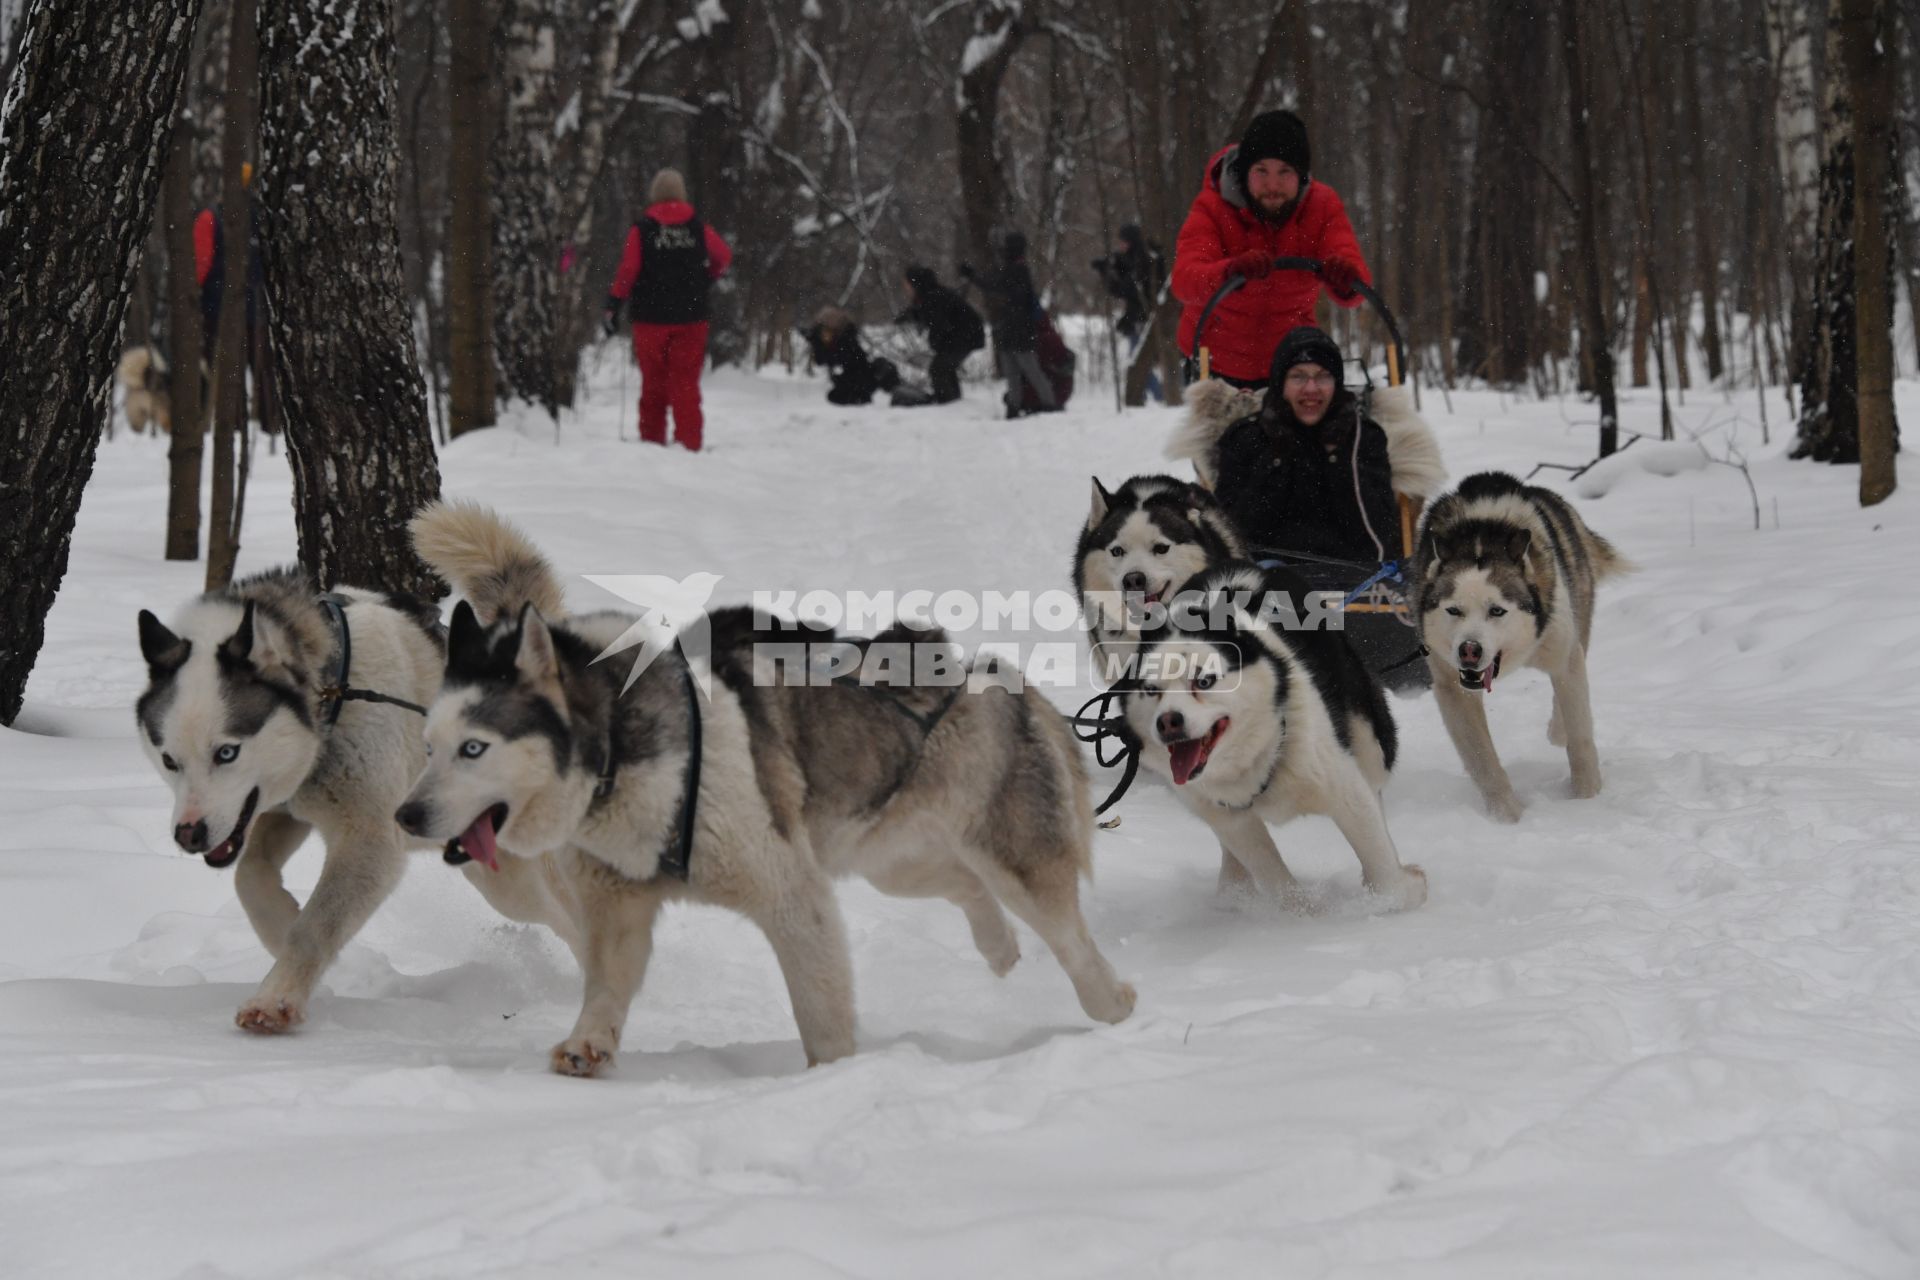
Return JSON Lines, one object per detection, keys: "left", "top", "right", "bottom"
{"left": 1165, "top": 380, "right": 1262, "bottom": 488}
{"left": 410, "top": 500, "right": 565, "bottom": 624}
{"left": 1368, "top": 384, "right": 1449, "bottom": 501}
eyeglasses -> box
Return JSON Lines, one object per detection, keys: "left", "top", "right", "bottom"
{"left": 1283, "top": 370, "right": 1337, "bottom": 390}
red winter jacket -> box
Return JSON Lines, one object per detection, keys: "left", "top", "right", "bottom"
{"left": 1172, "top": 146, "right": 1370, "bottom": 383}
{"left": 608, "top": 200, "right": 733, "bottom": 304}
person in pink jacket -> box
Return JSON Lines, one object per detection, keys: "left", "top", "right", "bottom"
{"left": 603, "top": 169, "right": 733, "bottom": 451}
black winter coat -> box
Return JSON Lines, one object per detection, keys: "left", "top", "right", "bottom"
{"left": 805, "top": 324, "right": 894, "bottom": 405}
{"left": 896, "top": 283, "right": 986, "bottom": 357}
{"left": 1213, "top": 388, "right": 1400, "bottom": 564}
{"left": 969, "top": 259, "right": 1041, "bottom": 351}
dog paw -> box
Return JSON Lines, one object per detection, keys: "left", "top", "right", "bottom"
{"left": 1570, "top": 770, "right": 1602, "bottom": 800}
{"left": 235, "top": 995, "right": 304, "bottom": 1034}
{"left": 980, "top": 934, "right": 1021, "bottom": 978}
{"left": 1369, "top": 865, "right": 1428, "bottom": 912}
{"left": 1083, "top": 980, "right": 1137, "bottom": 1025}
{"left": 1485, "top": 792, "right": 1525, "bottom": 824}
{"left": 550, "top": 1034, "right": 616, "bottom": 1078}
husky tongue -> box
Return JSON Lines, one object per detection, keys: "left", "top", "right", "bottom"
{"left": 460, "top": 811, "right": 501, "bottom": 871}
{"left": 1169, "top": 738, "right": 1208, "bottom": 786}
{"left": 1168, "top": 718, "right": 1228, "bottom": 786}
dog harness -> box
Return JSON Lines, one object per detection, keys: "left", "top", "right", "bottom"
{"left": 317, "top": 593, "right": 430, "bottom": 727}
{"left": 589, "top": 638, "right": 701, "bottom": 882}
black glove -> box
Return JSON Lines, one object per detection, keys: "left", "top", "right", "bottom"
{"left": 601, "top": 308, "right": 619, "bottom": 338}
{"left": 957, "top": 262, "right": 977, "bottom": 281}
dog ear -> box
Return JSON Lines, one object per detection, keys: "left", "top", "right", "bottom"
{"left": 1427, "top": 531, "right": 1457, "bottom": 566}
{"left": 515, "top": 604, "right": 558, "bottom": 683}
{"left": 1503, "top": 528, "right": 1534, "bottom": 564}
{"left": 137, "top": 609, "right": 189, "bottom": 673}
{"left": 446, "top": 599, "right": 488, "bottom": 676}
{"left": 1088, "top": 477, "right": 1114, "bottom": 530}
{"left": 217, "top": 601, "right": 258, "bottom": 668}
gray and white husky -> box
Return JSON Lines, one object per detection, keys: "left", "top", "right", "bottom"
{"left": 1115, "top": 563, "right": 1427, "bottom": 911}
{"left": 397, "top": 501, "right": 1134, "bottom": 1078}
{"left": 135, "top": 570, "right": 445, "bottom": 1032}
{"left": 1412, "top": 471, "right": 1631, "bottom": 822}
{"left": 1075, "top": 474, "right": 1244, "bottom": 686}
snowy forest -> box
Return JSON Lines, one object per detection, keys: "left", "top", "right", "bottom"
{"left": 2, "top": 1, "right": 1918, "bottom": 1273}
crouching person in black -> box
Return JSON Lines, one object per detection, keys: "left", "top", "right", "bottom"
{"left": 897, "top": 265, "right": 985, "bottom": 404}
{"left": 1213, "top": 326, "right": 1399, "bottom": 566}
{"left": 804, "top": 307, "right": 889, "bottom": 405}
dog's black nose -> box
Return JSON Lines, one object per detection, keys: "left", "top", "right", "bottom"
{"left": 1122, "top": 570, "right": 1148, "bottom": 593}
{"left": 1156, "top": 709, "right": 1185, "bottom": 740}
{"left": 174, "top": 819, "right": 208, "bottom": 853}
{"left": 394, "top": 801, "right": 429, "bottom": 836}
{"left": 1458, "top": 639, "right": 1483, "bottom": 667}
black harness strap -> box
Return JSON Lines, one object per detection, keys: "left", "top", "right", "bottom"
{"left": 592, "top": 638, "right": 701, "bottom": 882}
{"left": 318, "top": 594, "right": 430, "bottom": 726}
{"left": 1069, "top": 686, "right": 1140, "bottom": 817}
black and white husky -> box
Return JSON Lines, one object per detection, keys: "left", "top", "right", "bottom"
{"left": 1115, "top": 563, "right": 1428, "bottom": 911}
{"left": 1412, "top": 471, "right": 1632, "bottom": 821}
{"left": 397, "top": 501, "right": 1135, "bottom": 1077}
{"left": 134, "top": 569, "right": 445, "bottom": 1032}
{"left": 1075, "top": 474, "right": 1244, "bottom": 686}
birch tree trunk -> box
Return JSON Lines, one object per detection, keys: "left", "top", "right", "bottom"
{"left": 260, "top": 0, "right": 443, "bottom": 597}
{"left": 491, "top": 0, "right": 560, "bottom": 414}
{"left": 550, "top": 0, "right": 622, "bottom": 408}
{"left": 1794, "top": 0, "right": 1862, "bottom": 462}
{"left": 0, "top": 0, "right": 204, "bottom": 725}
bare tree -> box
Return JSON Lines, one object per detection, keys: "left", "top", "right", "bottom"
{"left": 492, "top": 0, "right": 561, "bottom": 414}
{"left": 1840, "top": 0, "right": 1898, "bottom": 503}
{"left": 163, "top": 113, "right": 206, "bottom": 561}
{"left": 205, "top": 0, "right": 255, "bottom": 589}
{"left": 448, "top": 0, "right": 496, "bottom": 436}
{"left": 260, "top": 0, "right": 443, "bottom": 597}
{"left": 956, "top": 0, "right": 1035, "bottom": 271}
{"left": 0, "top": 0, "right": 205, "bottom": 725}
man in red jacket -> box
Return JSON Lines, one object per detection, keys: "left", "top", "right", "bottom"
{"left": 1172, "top": 110, "right": 1371, "bottom": 388}
{"left": 604, "top": 168, "right": 733, "bottom": 451}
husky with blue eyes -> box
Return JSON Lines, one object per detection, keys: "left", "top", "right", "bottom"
{"left": 134, "top": 568, "right": 447, "bottom": 1033}
{"left": 1116, "top": 562, "right": 1427, "bottom": 912}
{"left": 1412, "top": 472, "right": 1631, "bottom": 823}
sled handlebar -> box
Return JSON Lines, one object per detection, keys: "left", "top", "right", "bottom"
{"left": 1194, "top": 256, "right": 1409, "bottom": 387}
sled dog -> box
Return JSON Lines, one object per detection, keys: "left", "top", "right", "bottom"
{"left": 398, "top": 501, "right": 1135, "bottom": 1077}
{"left": 1075, "top": 473, "right": 1244, "bottom": 686}
{"left": 1115, "top": 563, "right": 1427, "bottom": 910}
{"left": 1413, "top": 471, "right": 1631, "bottom": 821}
{"left": 135, "top": 569, "right": 444, "bottom": 1031}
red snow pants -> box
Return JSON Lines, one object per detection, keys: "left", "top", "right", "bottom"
{"left": 632, "top": 321, "right": 709, "bottom": 451}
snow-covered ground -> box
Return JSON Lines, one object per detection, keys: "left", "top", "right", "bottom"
{"left": 4, "top": 351, "right": 1917, "bottom": 1278}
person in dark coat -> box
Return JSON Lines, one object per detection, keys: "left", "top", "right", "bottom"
{"left": 896, "top": 265, "right": 984, "bottom": 404}
{"left": 1212, "top": 326, "right": 1398, "bottom": 565}
{"left": 802, "top": 306, "right": 904, "bottom": 406}
{"left": 960, "top": 231, "right": 1056, "bottom": 417}
{"left": 1093, "top": 223, "right": 1164, "bottom": 342}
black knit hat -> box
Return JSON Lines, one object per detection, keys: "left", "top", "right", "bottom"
{"left": 904, "top": 265, "right": 938, "bottom": 293}
{"left": 1233, "top": 109, "right": 1312, "bottom": 185}
{"left": 1118, "top": 223, "right": 1143, "bottom": 247}
{"left": 1000, "top": 230, "right": 1028, "bottom": 261}
{"left": 1269, "top": 326, "right": 1343, "bottom": 386}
